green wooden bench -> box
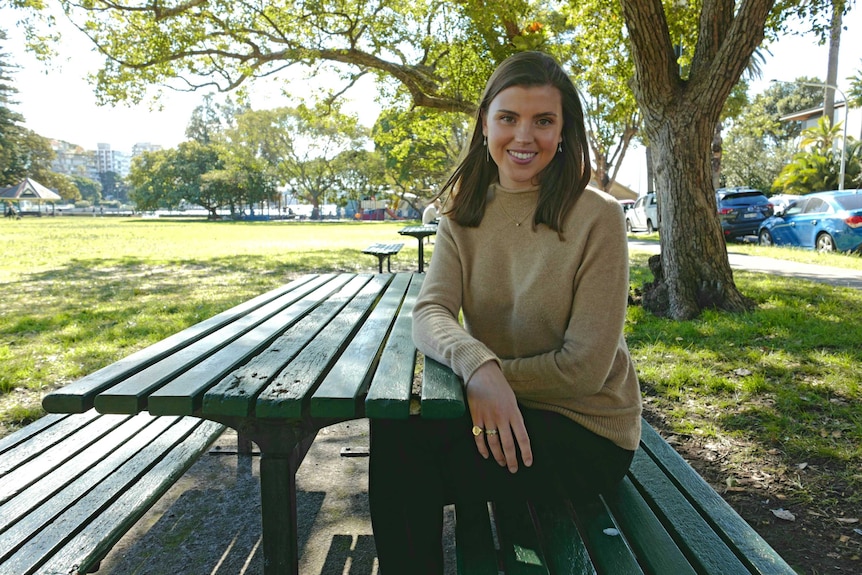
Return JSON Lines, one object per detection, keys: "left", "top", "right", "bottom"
{"left": 453, "top": 418, "right": 796, "bottom": 574}
{"left": 362, "top": 242, "right": 404, "bottom": 273}
{"left": 0, "top": 410, "right": 224, "bottom": 575}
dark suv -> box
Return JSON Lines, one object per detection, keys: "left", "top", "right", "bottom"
{"left": 715, "top": 188, "right": 773, "bottom": 240}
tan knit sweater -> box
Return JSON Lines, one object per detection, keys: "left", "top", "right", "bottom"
{"left": 412, "top": 183, "right": 642, "bottom": 451}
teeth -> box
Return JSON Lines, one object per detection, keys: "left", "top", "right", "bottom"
{"left": 510, "top": 151, "right": 535, "bottom": 160}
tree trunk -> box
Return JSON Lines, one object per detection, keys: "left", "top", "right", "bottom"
{"left": 621, "top": 0, "right": 766, "bottom": 319}
{"left": 651, "top": 103, "right": 753, "bottom": 318}
{"left": 712, "top": 121, "right": 723, "bottom": 189}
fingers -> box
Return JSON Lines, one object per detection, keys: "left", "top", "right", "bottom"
{"left": 472, "top": 418, "right": 532, "bottom": 474}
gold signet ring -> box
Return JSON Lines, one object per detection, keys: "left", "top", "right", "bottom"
{"left": 471, "top": 425, "right": 483, "bottom": 436}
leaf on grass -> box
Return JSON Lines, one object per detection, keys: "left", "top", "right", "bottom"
{"left": 771, "top": 508, "right": 795, "bottom": 521}
{"left": 733, "top": 368, "right": 752, "bottom": 377}
{"left": 797, "top": 462, "right": 808, "bottom": 470}
{"left": 836, "top": 517, "right": 859, "bottom": 524}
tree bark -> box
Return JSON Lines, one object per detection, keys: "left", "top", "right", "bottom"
{"left": 621, "top": 0, "right": 766, "bottom": 319}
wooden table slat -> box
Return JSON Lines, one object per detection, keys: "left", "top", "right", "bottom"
{"left": 202, "top": 275, "right": 370, "bottom": 419}
{"left": 310, "top": 273, "right": 411, "bottom": 418}
{"left": 364, "top": 274, "right": 424, "bottom": 419}
{"left": 256, "top": 275, "right": 389, "bottom": 419}
{"left": 93, "top": 275, "right": 337, "bottom": 414}
{"left": 149, "top": 275, "right": 360, "bottom": 416}
{"left": 41, "top": 274, "right": 320, "bottom": 414}
{"left": 420, "top": 356, "right": 466, "bottom": 419}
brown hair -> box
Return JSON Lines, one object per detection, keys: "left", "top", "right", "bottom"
{"left": 441, "top": 51, "right": 591, "bottom": 234}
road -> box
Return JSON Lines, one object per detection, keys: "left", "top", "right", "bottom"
{"left": 628, "top": 239, "right": 862, "bottom": 290}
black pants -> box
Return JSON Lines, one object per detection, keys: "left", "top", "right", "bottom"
{"left": 369, "top": 407, "right": 634, "bottom": 574}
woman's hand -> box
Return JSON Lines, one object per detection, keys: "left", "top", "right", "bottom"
{"left": 466, "top": 361, "right": 533, "bottom": 473}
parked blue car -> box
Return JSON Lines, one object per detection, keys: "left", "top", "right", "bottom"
{"left": 757, "top": 190, "right": 862, "bottom": 253}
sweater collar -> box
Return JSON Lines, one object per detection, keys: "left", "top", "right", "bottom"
{"left": 491, "top": 182, "right": 540, "bottom": 196}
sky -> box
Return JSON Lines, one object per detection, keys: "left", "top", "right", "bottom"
{"left": 2, "top": 6, "right": 861, "bottom": 193}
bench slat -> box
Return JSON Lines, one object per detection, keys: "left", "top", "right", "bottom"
{"left": 0, "top": 410, "right": 102, "bottom": 477}
{"left": 0, "top": 417, "right": 223, "bottom": 575}
{"left": 454, "top": 501, "right": 499, "bottom": 575}
{"left": 493, "top": 499, "right": 551, "bottom": 574}
{"left": 0, "top": 413, "right": 68, "bottom": 456}
{"left": 420, "top": 357, "right": 466, "bottom": 419}
{"left": 0, "top": 414, "right": 130, "bottom": 500}
{"left": 201, "top": 275, "right": 360, "bottom": 418}
{"left": 365, "top": 274, "right": 424, "bottom": 419}
{"left": 604, "top": 477, "right": 698, "bottom": 575}
{"left": 569, "top": 497, "right": 644, "bottom": 574}
{"left": 256, "top": 275, "right": 387, "bottom": 418}
{"left": 42, "top": 275, "right": 319, "bottom": 414}
{"left": 638, "top": 423, "right": 795, "bottom": 574}
{"left": 38, "top": 420, "right": 225, "bottom": 575}
{"left": 311, "top": 274, "right": 411, "bottom": 418}
{"left": 530, "top": 501, "right": 596, "bottom": 575}
{"left": 628, "top": 447, "right": 751, "bottom": 574}
{"left": 0, "top": 415, "right": 170, "bottom": 557}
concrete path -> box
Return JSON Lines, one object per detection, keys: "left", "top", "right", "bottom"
{"left": 629, "top": 239, "right": 862, "bottom": 289}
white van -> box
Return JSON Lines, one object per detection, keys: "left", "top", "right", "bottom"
{"left": 625, "top": 193, "right": 659, "bottom": 233}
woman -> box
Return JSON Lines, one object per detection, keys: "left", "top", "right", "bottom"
{"left": 369, "top": 51, "right": 642, "bottom": 574}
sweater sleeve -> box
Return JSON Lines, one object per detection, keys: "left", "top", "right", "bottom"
{"left": 501, "top": 202, "right": 631, "bottom": 400}
{"left": 412, "top": 217, "right": 500, "bottom": 384}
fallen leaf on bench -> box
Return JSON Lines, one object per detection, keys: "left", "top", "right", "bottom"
{"left": 771, "top": 508, "right": 795, "bottom": 521}
{"left": 602, "top": 528, "right": 620, "bottom": 536}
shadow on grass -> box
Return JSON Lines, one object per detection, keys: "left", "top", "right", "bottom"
{"left": 627, "top": 263, "right": 861, "bottom": 501}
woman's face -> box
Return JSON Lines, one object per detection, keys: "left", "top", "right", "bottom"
{"left": 482, "top": 84, "right": 563, "bottom": 191}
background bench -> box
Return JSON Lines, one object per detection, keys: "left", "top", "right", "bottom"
{"left": 0, "top": 410, "right": 224, "bottom": 575}
{"left": 362, "top": 242, "right": 404, "bottom": 273}
{"left": 454, "top": 418, "right": 795, "bottom": 574}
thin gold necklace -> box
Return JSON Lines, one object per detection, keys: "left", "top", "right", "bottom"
{"left": 497, "top": 197, "right": 534, "bottom": 227}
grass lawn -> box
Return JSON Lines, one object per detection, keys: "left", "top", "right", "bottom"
{"left": 2, "top": 217, "right": 860, "bottom": 572}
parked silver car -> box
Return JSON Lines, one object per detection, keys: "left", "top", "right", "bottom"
{"left": 625, "top": 193, "right": 659, "bottom": 233}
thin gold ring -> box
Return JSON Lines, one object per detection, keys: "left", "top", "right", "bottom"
{"left": 471, "top": 425, "right": 483, "bottom": 436}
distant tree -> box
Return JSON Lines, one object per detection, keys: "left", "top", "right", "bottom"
{"left": 722, "top": 79, "right": 824, "bottom": 189}
{"left": 70, "top": 174, "right": 101, "bottom": 203}
{"left": 772, "top": 116, "right": 855, "bottom": 193}
{"left": 849, "top": 61, "right": 862, "bottom": 111}
{"left": 186, "top": 94, "right": 248, "bottom": 145}
{"left": 0, "top": 29, "right": 28, "bottom": 185}
{"left": 228, "top": 105, "right": 368, "bottom": 219}
{"left": 128, "top": 148, "right": 182, "bottom": 211}
{"left": 372, "top": 107, "right": 466, "bottom": 204}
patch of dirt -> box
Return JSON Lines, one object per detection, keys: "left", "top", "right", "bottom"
{"left": 643, "top": 408, "right": 862, "bottom": 574}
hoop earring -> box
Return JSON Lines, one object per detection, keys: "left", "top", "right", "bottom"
{"left": 484, "top": 136, "right": 490, "bottom": 162}
{"left": 557, "top": 141, "right": 563, "bottom": 153}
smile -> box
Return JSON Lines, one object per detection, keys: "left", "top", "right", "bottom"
{"left": 508, "top": 150, "right": 537, "bottom": 161}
